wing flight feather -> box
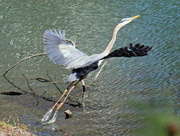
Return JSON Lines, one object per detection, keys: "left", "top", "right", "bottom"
{"left": 43, "top": 29, "right": 87, "bottom": 68}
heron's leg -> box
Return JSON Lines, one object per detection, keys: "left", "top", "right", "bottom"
{"left": 41, "top": 81, "right": 74, "bottom": 123}
{"left": 46, "top": 79, "right": 82, "bottom": 124}
{"left": 81, "top": 80, "right": 86, "bottom": 109}
{"left": 52, "top": 81, "right": 75, "bottom": 109}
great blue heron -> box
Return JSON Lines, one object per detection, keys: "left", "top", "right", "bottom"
{"left": 41, "top": 15, "right": 152, "bottom": 124}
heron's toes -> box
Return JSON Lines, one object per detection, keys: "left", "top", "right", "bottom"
{"left": 46, "top": 110, "right": 58, "bottom": 124}
{"left": 41, "top": 109, "right": 53, "bottom": 123}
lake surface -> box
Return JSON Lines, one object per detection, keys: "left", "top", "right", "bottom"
{"left": 0, "top": 0, "right": 179, "bottom": 135}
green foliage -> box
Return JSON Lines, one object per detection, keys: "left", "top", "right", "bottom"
{"left": 135, "top": 108, "right": 180, "bottom": 136}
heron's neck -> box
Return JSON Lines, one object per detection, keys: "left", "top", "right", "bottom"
{"left": 102, "top": 23, "right": 123, "bottom": 55}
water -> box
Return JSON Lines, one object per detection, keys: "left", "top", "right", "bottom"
{"left": 0, "top": 0, "right": 179, "bottom": 135}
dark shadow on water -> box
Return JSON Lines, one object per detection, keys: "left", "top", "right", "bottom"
{"left": 2, "top": 75, "right": 82, "bottom": 106}
{"left": 0, "top": 91, "right": 23, "bottom": 95}
{"left": 0, "top": 76, "right": 84, "bottom": 135}
{"left": 3, "top": 76, "right": 56, "bottom": 102}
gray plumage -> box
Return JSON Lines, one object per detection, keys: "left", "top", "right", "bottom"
{"left": 43, "top": 29, "right": 106, "bottom": 82}
{"left": 41, "top": 15, "right": 153, "bottom": 125}
{"left": 43, "top": 15, "right": 152, "bottom": 82}
{"left": 43, "top": 29, "right": 106, "bottom": 70}
{"left": 43, "top": 29, "right": 87, "bottom": 68}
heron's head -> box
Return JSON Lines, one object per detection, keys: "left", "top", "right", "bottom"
{"left": 119, "top": 15, "right": 140, "bottom": 25}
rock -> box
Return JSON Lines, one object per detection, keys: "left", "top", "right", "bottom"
{"left": 64, "top": 110, "right": 73, "bottom": 119}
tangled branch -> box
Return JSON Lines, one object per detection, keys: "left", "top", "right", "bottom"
{"left": 3, "top": 53, "right": 46, "bottom": 77}
{"left": 3, "top": 39, "right": 76, "bottom": 77}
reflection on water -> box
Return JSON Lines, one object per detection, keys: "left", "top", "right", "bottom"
{"left": 0, "top": 0, "right": 179, "bottom": 135}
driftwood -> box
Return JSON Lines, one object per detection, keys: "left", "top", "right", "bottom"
{"left": 2, "top": 39, "right": 106, "bottom": 107}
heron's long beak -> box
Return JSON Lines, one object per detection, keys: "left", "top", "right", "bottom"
{"left": 131, "top": 15, "right": 140, "bottom": 21}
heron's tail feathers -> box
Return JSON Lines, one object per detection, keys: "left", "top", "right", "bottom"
{"left": 66, "top": 72, "right": 80, "bottom": 83}
{"left": 103, "top": 43, "right": 152, "bottom": 59}
{"left": 43, "top": 29, "right": 67, "bottom": 46}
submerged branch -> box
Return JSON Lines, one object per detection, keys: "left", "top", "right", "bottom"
{"left": 2, "top": 76, "right": 81, "bottom": 107}
{"left": 2, "top": 39, "right": 81, "bottom": 107}
{"left": 22, "top": 74, "right": 39, "bottom": 106}
{"left": 46, "top": 71, "right": 62, "bottom": 93}
{"left": 3, "top": 76, "right": 55, "bottom": 102}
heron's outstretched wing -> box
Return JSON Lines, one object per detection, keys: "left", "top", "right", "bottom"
{"left": 66, "top": 54, "right": 106, "bottom": 69}
{"left": 43, "top": 29, "right": 87, "bottom": 68}
{"left": 102, "top": 43, "right": 152, "bottom": 59}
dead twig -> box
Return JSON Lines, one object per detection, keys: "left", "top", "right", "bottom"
{"left": 19, "top": 52, "right": 34, "bottom": 58}
{"left": 94, "top": 61, "right": 107, "bottom": 81}
{"left": 3, "top": 76, "right": 55, "bottom": 102}
{"left": 3, "top": 39, "right": 75, "bottom": 77}
{"left": 46, "top": 71, "right": 62, "bottom": 93}
{"left": 22, "top": 74, "right": 39, "bottom": 106}
{"left": 3, "top": 73, "right": 81, "bottom": 107}
{"left": 3, "top": 53, "right": 46, "bottom": 77}
{"left": 2, "top": 39, "right": 82, "bottom": 107}
{"left": 66, "top": 39, "right": 76, "bottom": 47}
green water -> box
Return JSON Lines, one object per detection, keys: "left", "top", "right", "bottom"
{"left": 0, "top": 0, "right": 179, "bottom": 135}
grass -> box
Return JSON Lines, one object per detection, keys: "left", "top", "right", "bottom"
{"left": 0, "top": 116, "right": 37, "bottom": 136}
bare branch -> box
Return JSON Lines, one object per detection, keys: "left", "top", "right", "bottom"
{"left": 3, "top": 39, "right": 76, "bottom": 77}
{"left": 19, "top": 52, "right": 34, "bottom": 58}
{"left": 46, "top": 71, "right": 62, "bottom": 93}
{"left": 93, "top": 61, "right": 107, "bottom": 81}
{"left": 66, "top": 39, "right": 76, "bottom": 47}
{"left": 3, "top": 76, "right": 56, "bottom": 102}
{"left": 3, "top": 53, "right": 46, "bottom": 77}
{"left": 22, "top": 74, "right": 39, "bottom": 106}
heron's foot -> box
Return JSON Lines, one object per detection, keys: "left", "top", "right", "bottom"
{"left": 41, "top": 109, "right": 53, "bottom": 123}
{"left": 46, "top": 110, "right": 58, "bottom": 124}
{"left": 41, "top": 110, "right": 58, "bottom": 124}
